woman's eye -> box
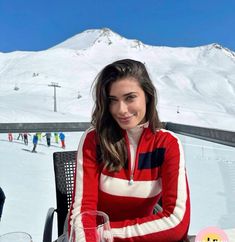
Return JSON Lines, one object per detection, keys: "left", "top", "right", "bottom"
{"left": 109, "top": 98, "right": 117, "bottom": 104}
{"left": 126, "top": 95, "right": 136, "bottom": 101}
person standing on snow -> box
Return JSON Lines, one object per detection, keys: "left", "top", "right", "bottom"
{"left": 54, "top": 132, "right": 59, "bottom": 143}
{"left": 37, "top": 132, "right": 42, "bottom": 142}
{"left": 17, "top": 133, "right": 23, "bottom": 140}
{"left": 59, "top": 132, "right": 65, "bottom": 149}
{"left": 32, "top": 133, "right": 38, "bottom": 153}
{"left": 23, "top": 133, "right": 30, "bottom": 145}
{"left": 44, "top": 132, "right": 51, "bottom": 147}
{"left": 8, "top": 133, "right": 13, "bottom": 142}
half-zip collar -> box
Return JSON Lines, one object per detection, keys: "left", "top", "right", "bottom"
{"left": 125, "top": 121, "right": 149, "bottom": 185}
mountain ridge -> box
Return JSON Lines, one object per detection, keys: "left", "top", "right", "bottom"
{"left": 0, "top": 28, "right": 234, "bottom": 131}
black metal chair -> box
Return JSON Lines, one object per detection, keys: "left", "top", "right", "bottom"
{"left": 43, "top": 150, "right": 77, "bottom": 242}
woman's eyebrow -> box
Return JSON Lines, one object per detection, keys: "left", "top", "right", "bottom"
{"left": 123, "top": 92, "right": 138, "bottom": 97}
{"left": 108, "top": 95, "right": 117, "bottom": 99}
{"left": 108, "top": 92, "right": 138, "bottom": 98}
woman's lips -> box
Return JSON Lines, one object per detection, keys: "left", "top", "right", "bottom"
{"left": 117, "top": 114, "right": 135, "bottom": 123}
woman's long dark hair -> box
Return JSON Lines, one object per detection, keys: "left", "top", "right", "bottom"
{"left": 91, "top": 59, "right": 162, "bottom": 172}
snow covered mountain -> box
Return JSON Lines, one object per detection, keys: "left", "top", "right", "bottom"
{"left": 0, "top": 28, "right": 235, "bottom": 130}
{"left": 51, "top": 28, "right": 131, "bottom": 50}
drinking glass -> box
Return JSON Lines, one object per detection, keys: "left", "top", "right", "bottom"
{"left": 0, "top": 232, "right": 33, "bottom": 242}
{"left": 69, "top": 210, "right": 113, "bottom": 242}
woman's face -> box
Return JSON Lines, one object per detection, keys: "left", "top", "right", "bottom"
{"left": 108, "top": 77, "right": 147, "bottom": 130}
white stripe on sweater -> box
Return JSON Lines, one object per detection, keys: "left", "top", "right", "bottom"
{"left": 70, "top": 128, "right": 93, "bottom": 227}
{"left": 100, "top": 174, "right": 162, "bottom": 198}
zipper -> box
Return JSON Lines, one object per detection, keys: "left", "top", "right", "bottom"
{"left": 125, "top": 133, "right": 134, "bottom": 185}
{"left": 129, "top": 174, "right": 134, "bottom": 185}
{"left": 127, "top": 129, "right": 146, "bottom": 186}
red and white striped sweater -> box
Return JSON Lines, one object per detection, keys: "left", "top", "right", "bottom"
{"left": 69, "top": 125, "right": 190, "bottom": 241}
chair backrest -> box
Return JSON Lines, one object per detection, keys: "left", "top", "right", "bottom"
{"left": 53, "top": 150, "right": 77, "bottom": 237}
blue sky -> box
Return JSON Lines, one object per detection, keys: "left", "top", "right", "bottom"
{"left": 0, "top": 0, "right": 235, "bottom": 52}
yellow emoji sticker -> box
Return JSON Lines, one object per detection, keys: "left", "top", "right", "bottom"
{"left": 196, "top": 227, "right": 228, "bottom": 242}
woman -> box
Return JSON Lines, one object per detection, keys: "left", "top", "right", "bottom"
{"left": 69, "top": 59, "right": 190, "bottom": 241}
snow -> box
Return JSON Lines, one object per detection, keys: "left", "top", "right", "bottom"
{"left": 1, "top": 132, "right": 235, "bottom": 241}
{"left": 1, "top": 28, "right": 235, "bottom": 129}
{"left": 0, "top": 28, "right": 235, "bottom": 241}
{"left": 179, "top": 135, "right": 235, "bottom": 234}
{"left": 0, "top": 132, "right": 82, "bottom": 241}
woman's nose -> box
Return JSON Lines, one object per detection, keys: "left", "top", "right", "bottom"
{"left": 118, "top": 101, "right": 128, "bottom": 114}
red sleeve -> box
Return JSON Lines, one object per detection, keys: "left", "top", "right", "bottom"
{"left": 68, "top": 129, "right": 100, "bottom": 234}
{"left": 110, "top": 132, "right": 190, "bottom": 242}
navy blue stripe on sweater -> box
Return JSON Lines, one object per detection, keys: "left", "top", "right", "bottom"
{"left": 138, "top": 148, "right": 165, "bottom": 169}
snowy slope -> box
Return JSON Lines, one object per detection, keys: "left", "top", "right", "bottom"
{"left": 0, "top": 28, "right": 235, "bottom": 130}
{"left": 0, "top": 132, "right": 82, "bottom": 241}
{"left": 0, "top": 132, "right": 235, "bottom": 242}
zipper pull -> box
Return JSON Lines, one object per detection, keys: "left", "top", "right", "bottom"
{"left": 129, "top": 175, "right": 134, "bottom": 185}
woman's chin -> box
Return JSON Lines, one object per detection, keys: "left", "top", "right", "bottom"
{"left": 118, "top": 122, "right": 137, "bottom": 130}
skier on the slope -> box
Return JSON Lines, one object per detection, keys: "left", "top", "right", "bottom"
{"left": 44, "top": 132, "right": 51, "bottom": 147}
{"left": 8, "top": 133, "right": 13, "bottom": 142}
{"left": 17, "top": 133, "right": 23, "bottom": 140}
{"left": 54, "top": 132, "right": 59, "bottom": 143}
{"left": 59, "top": 132, "right": 65, "bottom": 149}
{"left": 31, "top": 133, "right": 38, "bottom": 153}
{"left": 23, "top": 133, "right": 30, "bottom": 145}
